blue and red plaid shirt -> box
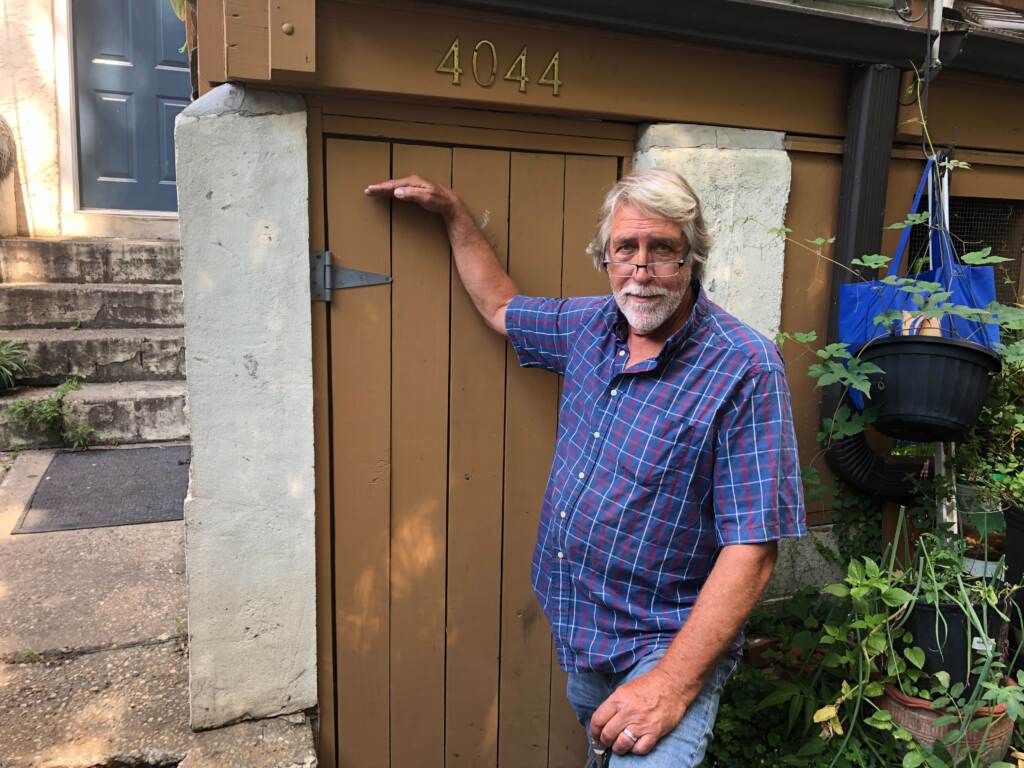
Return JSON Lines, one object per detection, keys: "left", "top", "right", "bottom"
{"left": 505, "top": 286, "right": 806, "bottom": 673}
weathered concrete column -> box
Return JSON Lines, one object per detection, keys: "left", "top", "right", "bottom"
{"left": 634, "top": 124, "right": 791, "bottom": 339}
{"left": 174, "top": 84, "right": 316, "bottom": 729}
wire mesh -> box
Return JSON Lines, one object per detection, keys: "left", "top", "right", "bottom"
{"left": 906, "top": 196, "right": 1024, "bottom": 304}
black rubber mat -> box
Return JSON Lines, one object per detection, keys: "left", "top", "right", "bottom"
{"left": 13, "top": 445, "right": 189, "bottom": 534}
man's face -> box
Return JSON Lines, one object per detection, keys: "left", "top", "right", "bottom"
{"left": 606, "top": 203, "right": 692, "bottom": 336}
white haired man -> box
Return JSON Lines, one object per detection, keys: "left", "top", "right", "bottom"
{"left": 366, "top": 169, "right": 806, "bottom": 766}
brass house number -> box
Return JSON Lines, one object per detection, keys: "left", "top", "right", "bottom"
{"left": 436, "top": 37, "right": 561, "bottom": 96}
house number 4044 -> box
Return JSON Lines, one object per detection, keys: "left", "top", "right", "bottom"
{"left": 435, "top": 37, "right": 561, "bottom": 96}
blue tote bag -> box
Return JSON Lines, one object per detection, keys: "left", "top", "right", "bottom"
{"left": 837, "top": 157, "right": 1000, "bottom": 356}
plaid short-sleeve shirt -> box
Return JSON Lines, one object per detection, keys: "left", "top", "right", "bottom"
{"left": 505, "top": 286, "right": 806, "bottom": 673}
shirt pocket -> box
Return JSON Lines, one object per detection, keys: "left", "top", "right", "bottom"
{"left": 614, "top": 413, "right": 705, "bottom": 491}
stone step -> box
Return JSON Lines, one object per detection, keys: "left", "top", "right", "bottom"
{"left": 0, "top": 380, "right": 188, "bottom": 450}
{"left": 0, "top": 328, "right": 185, "bottom": 385}
{"left": 0, "top": 283, "right": 183, "bottom": 329}
{"left": 0, "top": 237, "right": 181, "bottom": 284}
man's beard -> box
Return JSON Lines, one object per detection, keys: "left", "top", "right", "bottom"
{"left": 613, "top": 282, "right": 686, "bottom": 335}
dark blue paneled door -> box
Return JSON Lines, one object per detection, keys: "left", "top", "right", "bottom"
{"left": 74, "top": 0, "right": 191, "bottom": 211}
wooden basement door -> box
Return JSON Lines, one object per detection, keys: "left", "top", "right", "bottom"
{"left": 320, "top": 136, "right": 624, "bottom": 768}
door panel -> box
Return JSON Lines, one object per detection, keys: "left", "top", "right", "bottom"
{"left": 323, "top": 135, "right": 620, "bottom": 768}
{"left": 446, "top": 148, "right": 511, "bottom": 768}
{"left": 498, "top": 152, "right": 565, "bottom": 768}
{"left": 390, "top": 143, "right": 453, "bottom": 768}
{"left": 326, "top": 138, "right": 392, "bottom": 768}
{"left": 73, "top": 0, "right": 190, "bottom": 211}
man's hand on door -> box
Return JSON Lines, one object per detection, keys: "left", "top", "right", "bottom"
{"left": 365, "top": 175, "right": 462, "bottom": 222}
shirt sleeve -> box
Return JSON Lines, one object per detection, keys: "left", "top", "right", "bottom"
{"left": 505, "top": 294, "right": 599, "bottom": 376}
{"left": 713, "top": 364, "right": 807, "bottom": 546}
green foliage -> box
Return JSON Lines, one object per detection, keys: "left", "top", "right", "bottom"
{"left": 851, "top": 254, "right": 891, "bottom": 270}
{"left": 169, "top": 0, "right": 186, "bottom": 21}
{"left": 955, "top": 341, "right": 1024, "bottom": 510}
{"left": 62, "top": 422, "right": 96, "bottom": 450}
{"left": 8, "top": 379, "right": 80, "bottom": 432}
{"left": 887, "top": 211, "right": 931, "bottom": 230}
{"left": 6, "top": 380, "right": 95, "bottom": 449}
{"left": 0, "top": 341, "right": 29, "bottom": 389}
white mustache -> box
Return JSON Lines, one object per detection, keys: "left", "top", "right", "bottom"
{"left": 620, "top": 285, "right": 669, "bottom": 298}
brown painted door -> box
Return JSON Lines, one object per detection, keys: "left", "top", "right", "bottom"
{"left": 321, "top": 137, "right": 619, "bottom": 768}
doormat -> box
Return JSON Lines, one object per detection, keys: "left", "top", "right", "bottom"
{"left": 12, "top": 445, "right": 190, "bottom": 534}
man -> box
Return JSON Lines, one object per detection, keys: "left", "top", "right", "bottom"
{"left": 366, "top": 168, "right": 806, "bottom": 766}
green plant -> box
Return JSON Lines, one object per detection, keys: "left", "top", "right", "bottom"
{"left": 802, "top": 519, "right": 1024, "bottom": 768}
{"left": 62, "top": 422, "right": 96, "bottom": 450}
{"left": 0, "top": 341, "right": 29, "bottom": 389}
{"left": 956, "top": 348, "right": 1024, "bottom": 513}
{"left": 8, "top": 379, "right": 80, "bottom": 432}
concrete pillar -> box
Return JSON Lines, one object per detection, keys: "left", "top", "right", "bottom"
{"left": 634, "top": 124, "right": 792, "bottom": 339}
{"left": 174, "top": 84, "right": 316, "bottom": 729}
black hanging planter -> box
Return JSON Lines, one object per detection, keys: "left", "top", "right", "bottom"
{"left": 859, "top": 336, "right": 1000, "bottom": 442}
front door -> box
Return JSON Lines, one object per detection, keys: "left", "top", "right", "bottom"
{"left": 319, "top": 134, "right": 624, "bottom": 767}
{"left": 72, "top": 0, "right": 191, "bottom": 211}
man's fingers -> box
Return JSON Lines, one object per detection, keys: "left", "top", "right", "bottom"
{"left": 610, "top": 729, "right": 639, "bottom": 756}
{"left": 598, "top": 709, "right": 631, "bottom": 747}
{"left": 631, "top": 733, "right": 658, "bottom": 756}
{"left": 364, "top": 175, "right": 425, "bottom": 195}
{"left": 588, "top": 700, "right": 618, "bottom": 742}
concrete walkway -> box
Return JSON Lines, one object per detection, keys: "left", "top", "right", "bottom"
{"left": 0, "top": 448, "right": 317, "bottom": 768}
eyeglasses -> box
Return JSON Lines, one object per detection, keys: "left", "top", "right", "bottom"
{"left": 602, "top": 259, "right": 687, "bottom": 278}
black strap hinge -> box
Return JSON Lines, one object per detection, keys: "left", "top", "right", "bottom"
{"left": 310, "top": 250, "right": 392, "bottom": 302}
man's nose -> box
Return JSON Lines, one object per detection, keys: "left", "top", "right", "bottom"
{"left": 631, "top": 250, "right": 656, "bottom": 284}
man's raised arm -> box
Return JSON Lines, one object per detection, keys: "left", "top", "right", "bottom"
{"left": 365, "top": 176, "right": 518, "bottom": 336}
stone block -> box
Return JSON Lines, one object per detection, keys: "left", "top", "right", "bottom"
{"left": 176, "top": 83, "right": 316, "bottom": 728}
{"left": 0, "top": 237, "right": 182, "bottom": 284}
{"left": 0, "top": 328, "right": 186, "bottom": 385}
{"left": 633, "top": 134, "right": 791, "bottom": 339}
{"left": 763, "top": 524, "right": 845, "bottom": 600}
{"left": 0, "top": 283, "right": 184, "bottom": 329}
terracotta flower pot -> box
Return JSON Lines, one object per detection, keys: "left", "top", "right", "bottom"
{"left": 880, "top": 685, "right": 1013, "bottom": 763}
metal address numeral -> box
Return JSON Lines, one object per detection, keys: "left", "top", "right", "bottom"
{"left": 503, "top": 46, "right": 529, "bottom": 93}
{"left": 472, "top": 40, "right": 497, "bottom": 87}
{"left": 436, "top": 37, "right": 463, "bottom": 85}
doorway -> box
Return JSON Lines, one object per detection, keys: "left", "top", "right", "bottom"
{"left": 71, "top": 0, "right": 190, "bottom": 211}
{"left": 314, "top": 113, "right": 632, "bottom": 768}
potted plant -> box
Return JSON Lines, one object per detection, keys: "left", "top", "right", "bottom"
{"left": 802, "top": 512, "right": 1024, "bottom": 767}
{"left": 0, "top": 340, "right": 28, "bottom": 391}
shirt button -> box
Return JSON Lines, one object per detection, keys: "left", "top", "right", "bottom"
{"left": 593, "top": 431, "right": 600, "bottom": 439}
{"left": 618, "top": 350, "right": 626, "bottom": 357}
{"left": 557, "top": 551, "right": 564, "bottom": 559}
{"left": 577, "top": 471, "right": 585, "bottom": 479}
{"left": 559, "top": 510, "right": 567, "bottom": 518}
{"left": 610, "top": 389, "right": 618, "bottom": 397}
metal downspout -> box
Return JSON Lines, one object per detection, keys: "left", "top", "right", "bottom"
{"left": 823, "top": 63, "right": 927, "bottom": 501}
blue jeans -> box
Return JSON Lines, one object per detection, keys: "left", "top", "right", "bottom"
{"left": 565, "top": 649, "right": 737, "bottom": 767}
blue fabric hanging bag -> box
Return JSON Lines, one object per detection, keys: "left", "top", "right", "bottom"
{"left": 837, "top": 157, "right": 1000, "bottom": 356}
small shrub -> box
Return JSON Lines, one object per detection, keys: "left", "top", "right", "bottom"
{"left": 0, "top": 341, "right": 29, "bottom": 389}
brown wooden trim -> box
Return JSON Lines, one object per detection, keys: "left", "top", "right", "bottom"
{"left": 891, "top": 146, "right": 1024, "bottom": 169}
{"left": 225, "top": 0, "right": 270, "bottom": 80}
{"left": 270, "top": 0, "right": 316, "bottom": 73}
{"left": 308, "top": 94, "right": 636, "bottom": 141}
{"left": 322, "top": 114, "right": 634, "bottom": 157}
{"left": 784, "top": 136, "right": 844, "bottom": 155}
{"left": 196, "top": 0, "right": 226, "bottom": 92}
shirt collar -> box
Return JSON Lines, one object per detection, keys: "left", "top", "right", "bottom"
{"left": 610, "top": 282, "right": 708, "bottom": 360}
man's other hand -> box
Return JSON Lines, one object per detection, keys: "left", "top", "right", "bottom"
{"left": 589, "top": 667, "right": 689, "bottom": 756}
{"left": 365, "top": 176, "right": 461, "bottom": 221}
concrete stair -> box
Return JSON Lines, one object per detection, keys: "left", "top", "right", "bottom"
{"left": 0, "top": 238, "right": 187, "bottom": 450}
